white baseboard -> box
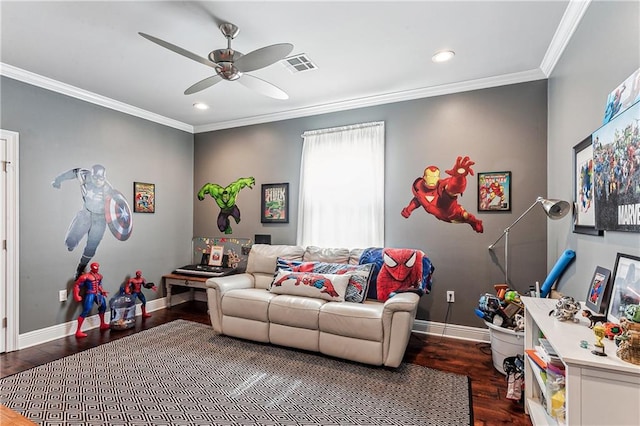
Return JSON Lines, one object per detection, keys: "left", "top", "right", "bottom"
{"left": 412, "top": 319, "right": 490, "bottom": 343}
{"left": 16, "top": 298, "right": 485, "bottom": 350}
{"left": 17, "top": 298, "right": 168, "bottom": 350}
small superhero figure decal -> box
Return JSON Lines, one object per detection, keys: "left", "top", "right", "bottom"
{"left": 197, "top": 177, "right": 255, "bottom": 234}
{"left": 401, "top": 156, "right": 483, "bottom": 233}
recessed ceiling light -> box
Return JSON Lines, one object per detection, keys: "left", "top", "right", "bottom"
{"left": 432, "top": 50, "right": 455, "bottom": 63}
{"left": 193, "top": 102, "right": 209, "bottom": 110}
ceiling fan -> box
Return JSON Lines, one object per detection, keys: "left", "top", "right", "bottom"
{"left": 139, "top": 23, "right": 293, "bottom": 99}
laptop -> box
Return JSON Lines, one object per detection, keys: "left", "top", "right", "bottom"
{"left": 173, "top": 264, "right": 237, "bottom": 277}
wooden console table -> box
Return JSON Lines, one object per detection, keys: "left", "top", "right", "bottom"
{"left": 163, "top": 273, "right": 208, "bottom": 308}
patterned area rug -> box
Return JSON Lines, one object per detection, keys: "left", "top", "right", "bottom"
{"left": 0, "top": 320, "right": 472, "bottom": 426}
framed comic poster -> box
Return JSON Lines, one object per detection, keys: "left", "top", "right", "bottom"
{"left": 607, "top": 253, "right": 640, "bottom": 323}
{"left": 585, "top": 266, "right": 611, "bottom": 314}
{"left": 261, "top": 183, "right": 289, "bottom": 223}
{"left": 593, "top": 100, "right": 640, "bottom": 233}
{"left": 572, "top": 135, "right": 602, "bottom": 235}
{"left": 133, "top": 182, "right": 155, "bottom": 213}
{"left": 478, "top": 171, "right": 511, "bottom": 212}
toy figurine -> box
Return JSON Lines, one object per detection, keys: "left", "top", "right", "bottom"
{"left": 548, "top": 296, "right": 580, "bottom": 321}
{"left": 126, "top": 270, "right": 156, "bottom": 318}
{"left": 73, "top": 262, "right": 110, "bottom": 338}
{"left": 582, "top": 309, "right": 608, "bottom": 329}
{"left": 592, "top": 324, "right": 607, "bottom": 356}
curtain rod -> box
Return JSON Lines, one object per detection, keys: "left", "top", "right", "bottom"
{"left": 301, "top": 121, "right": 384, "bottom": 138}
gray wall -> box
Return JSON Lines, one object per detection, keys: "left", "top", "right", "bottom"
{"left": 547, "top": 1, "right": 640, "bottom": 300}
{"left": 194, "top": 80, "right": 549, "bottom": 327}
{"left": 1, "top": 77, "right": 194, "bottom": 333}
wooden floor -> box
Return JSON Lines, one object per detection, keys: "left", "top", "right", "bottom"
{"left": 1, "top": 301, "right": 532, "bottom": 426}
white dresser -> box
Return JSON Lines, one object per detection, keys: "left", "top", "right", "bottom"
{"left": 522, "top": 296, "right": 640, "bottom": 425}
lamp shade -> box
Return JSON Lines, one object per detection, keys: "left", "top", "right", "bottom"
{"left": 539, "top": 198, "right": 571, "bottom": 219}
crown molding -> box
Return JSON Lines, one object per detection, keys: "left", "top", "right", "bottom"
{"left": 540, "top": 0, "right": 591, "bottom": 77}
{"left": 194, "top": 68, "right": 547, "bottom": 133}
{"left": 2, "top": 62, "right": 547, "bottom": 136}
{"left": 0, "top": 63, "right": 193, "bottom": 133}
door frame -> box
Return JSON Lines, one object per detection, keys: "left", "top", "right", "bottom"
{"left": 1, "top": 129, "right": 19, "bottom": 352}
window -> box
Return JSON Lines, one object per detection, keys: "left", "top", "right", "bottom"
{"left": 297, "top": 121, "right": 384, "bottom": 247}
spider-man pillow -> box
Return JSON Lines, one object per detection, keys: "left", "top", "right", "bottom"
{"left": 275, "top": 258, "right": 374, "bottom": 303}
{"left": 270, "top": 270, "right": 350, "bottom": 302}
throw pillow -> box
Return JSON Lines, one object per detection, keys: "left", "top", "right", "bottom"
{"left": 275, "top": 257, "right": 373, "bottom": 303}
{"left": 270, "top": 270, "right": 350, "bottom": 302}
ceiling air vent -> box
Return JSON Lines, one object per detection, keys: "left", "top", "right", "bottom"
{"left": 282, "top": 54, "right": 317, "bottom": 73}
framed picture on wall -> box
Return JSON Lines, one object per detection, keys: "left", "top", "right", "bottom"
{"left": 477, "top": 171, "right": 511, "bottom": 212}
{"left": 133, "top": 182, "right": 155, "bottom": 213}
{"left": 593, "top": 101, "right": 640, "bottom": 233}
{"left": 607, "top": 253, "right": 640, "bottom": 323}
{"left": 261, "top": 183, "right": 289, "bottom": 223}
{"left": 572, "top": 135, "right": 603, "bottom": 236}
{"left": 584, "top": 266, "right": 611, "bottom": 314}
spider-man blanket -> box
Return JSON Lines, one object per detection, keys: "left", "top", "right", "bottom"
{"left": 360, "top": 247, "right": 434, "bottom": 302}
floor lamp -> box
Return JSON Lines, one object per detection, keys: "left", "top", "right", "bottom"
{"left": 488, "top": 196, "right": 571, "bottom": 284}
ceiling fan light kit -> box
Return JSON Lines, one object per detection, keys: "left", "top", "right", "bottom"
{"left": 139, "top": 22, "right": 293, "bottom": 99}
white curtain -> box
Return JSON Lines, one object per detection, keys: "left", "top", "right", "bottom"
{"left": 297, "top": 121, "right": 384, "bottom": 247}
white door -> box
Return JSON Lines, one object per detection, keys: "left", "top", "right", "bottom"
{"left": 1, "top": 129, "right": 19, "bottom": 353}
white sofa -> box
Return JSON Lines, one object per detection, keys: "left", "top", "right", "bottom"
{"left": 205, "top": 244, "right": 421, "bottom": 368}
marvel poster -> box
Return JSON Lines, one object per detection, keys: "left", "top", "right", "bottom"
{"left": 592, "top": 100, "right": 640, "bottom": 232}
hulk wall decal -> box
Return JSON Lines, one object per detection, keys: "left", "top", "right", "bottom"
{"left": 197, "top": 177, "right": 255, "bottom": 234}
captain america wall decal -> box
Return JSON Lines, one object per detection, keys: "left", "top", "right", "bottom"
{"left": 52, "top": 164, "right": 133, "bottom": 279}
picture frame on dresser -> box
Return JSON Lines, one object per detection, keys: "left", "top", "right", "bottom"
{"left": 607, "top": 253, "right": 640, "bottom": 323}
{"left": 208, "top": 245, "right": 224, "bottom": 267}
{"left": 584, "top": 266, "right": 611, "bottom": 314}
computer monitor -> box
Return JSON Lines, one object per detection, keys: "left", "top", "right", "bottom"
{"left": 254, "top": 234, "right": 271, "bottom": 244}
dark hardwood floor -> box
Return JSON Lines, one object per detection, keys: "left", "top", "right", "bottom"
{"left": 1, "top": 301, "right": 532, "bottom": 426}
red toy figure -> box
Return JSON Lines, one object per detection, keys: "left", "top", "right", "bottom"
{"left": 401, "top": 156, "right": 483, "bottom": 233}
{"left": 126, "top": 270, "right": 156, "bottom": 318}
{"left": 73, "top": 262, "right": 110, "bottom": 338}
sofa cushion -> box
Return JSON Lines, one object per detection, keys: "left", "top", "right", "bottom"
{"left": 303, "top": 246, "right": 350, "bottom": 263}
{"left": 247, "top": 244, "right": 305, "bottom": 289}
{"left": 276, "top": 258, "right": 373, "bottom": 303}
{"left": 269, "top": 295, "right": 326, "bottom": 329}
{"left": 247, "top": 244, "right": 305, "bottom": 274}
{"left": 319, "top": 301, "right": 383, "bottom": 341}
{"left": 221, "top": 288, "right": 276, "bottom": 322}
{"left": 270, "top": 270, "right": 350, "bottom": 302}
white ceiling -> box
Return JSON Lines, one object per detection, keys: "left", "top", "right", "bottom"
{"left": 0, "top": 1, "right": 585, "bottom": 133}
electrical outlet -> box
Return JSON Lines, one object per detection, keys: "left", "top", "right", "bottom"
{"left": 59, "top": 289, "right": 67, "bottom": 302}
{"left": 446, "top": 291, "right": 455, "bottom": 303}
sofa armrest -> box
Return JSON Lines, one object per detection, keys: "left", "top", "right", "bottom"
{"left": 381, "top": 292, "right": 420, "bottom": 367}
{"left": 382, "top": 292, "right": 420, "bottom": 313}
{"left": 206, "top": 273, "right": 255, "bottom": 333}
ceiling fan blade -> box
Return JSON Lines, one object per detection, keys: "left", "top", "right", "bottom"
{"left": 139, "top": 32, "right": 218, "bottom": 69}
{"left": 184, "top": 75, "right": 223, "bottom": 95}
{"left": 238, "top": 74, "right": 289, "bottom": 100}
{"left": 235, "top": 43, "right": 294, "bottom": 72}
